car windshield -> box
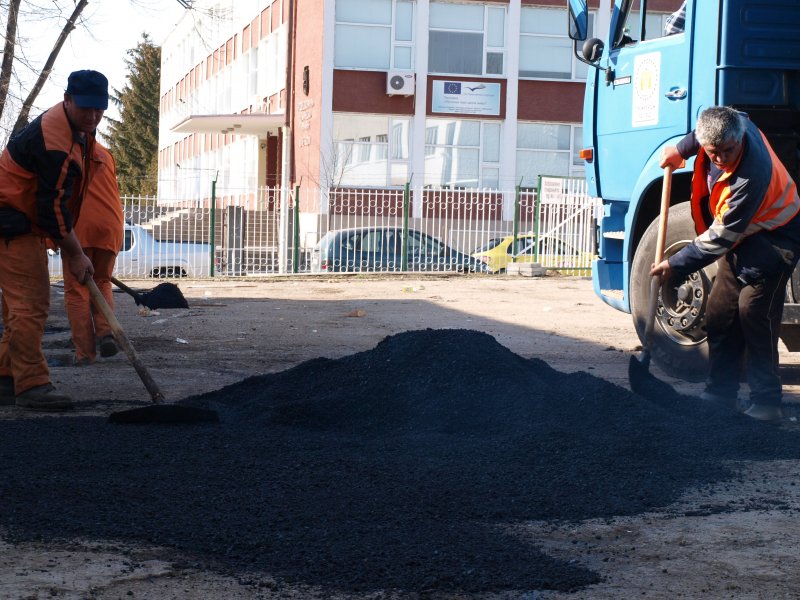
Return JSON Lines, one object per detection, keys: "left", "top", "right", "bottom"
{"left": 474, "top": 237, "right": 505, "bottom": 253}
{"left": 511, "top": 236, "right": 536, "bottom": 255}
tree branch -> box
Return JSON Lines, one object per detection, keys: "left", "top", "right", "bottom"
{"left": 12, "top": 0, "right": 89, "bottom": 133}
{"left": 0, "top": 0, "right": 22, "bottom": 121}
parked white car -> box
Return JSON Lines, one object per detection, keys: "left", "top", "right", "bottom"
{"left": 49, "top": 223, "right": 213, "bottom": 278}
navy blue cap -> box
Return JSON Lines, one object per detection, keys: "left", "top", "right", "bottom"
{"left": 66, "top": 70, "right": 109, "bottom": 109}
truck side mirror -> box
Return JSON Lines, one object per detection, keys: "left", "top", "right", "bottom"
{"left": 568, "top": 0, "right": 588, "bottom": 41}
{"left": 582, "top": 38, "right": 605, "bottom": 63}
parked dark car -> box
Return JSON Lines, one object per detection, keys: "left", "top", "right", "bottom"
{"left": 310, "top": 227, "right": 489, "bottom": 273}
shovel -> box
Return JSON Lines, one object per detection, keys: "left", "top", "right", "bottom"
{"left": 86, "top": 279, "right": 218, "bottom": 424}
{"left": 111, "top": 276, "right": 189, "bottom": 310}
{"left": 629, "top": 165, "right": 673, "bottom": 394}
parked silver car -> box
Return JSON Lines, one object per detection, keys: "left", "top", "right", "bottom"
{"left": 310, "top": 226, "right": 489, "bottom": 273}
{"left": 49, "top": 223, "right": 213, "bottom": 278}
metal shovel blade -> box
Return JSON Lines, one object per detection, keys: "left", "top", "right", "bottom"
{"left": 138, "top": 282, "right": 189, "bottom": 309}
{"left": 629, "top": 351, "right": 657, "bottom": 396}
{"left": 111, "top": 277, "right": 189, "bottom": 310}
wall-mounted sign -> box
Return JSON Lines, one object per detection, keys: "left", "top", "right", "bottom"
{"left": 431, "top": 80, "right": 501, "bottom": 116}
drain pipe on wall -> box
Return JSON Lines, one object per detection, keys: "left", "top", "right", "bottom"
{"left": 278, "top": 0, "right": 296, "bottom": 274}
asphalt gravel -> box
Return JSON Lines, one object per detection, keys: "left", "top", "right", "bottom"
{"left": 2, "top": 328, "right": 800, "bottom": 596}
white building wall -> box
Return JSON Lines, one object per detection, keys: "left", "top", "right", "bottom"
{"left": 158, "top": 0, "right": 287, "bottom": 201}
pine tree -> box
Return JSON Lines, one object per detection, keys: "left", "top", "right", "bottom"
{"left": 104, "top": 34, "right": 161, "bottom": 196}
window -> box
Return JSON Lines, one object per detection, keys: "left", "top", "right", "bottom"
{"left": 333, "top": 114, "right": 411, "bottom": 186}
{"left": 516, "top": 122, "right": 584, "bottom": 188}
{"left": 519, "top": 7, "right": 594, "bottom": 80}
{"left": 623, "top": 4, "right": 684, "bottom": 43}
{"left": 375, "top": 134, "right": 388, "bottom": 160}
{"left": 335, "top": 0, "right": 414, "bottom": 70}
{"left": 248, "top": 46, "right": 259, "bottom": 96}
{"left": 428, "top": 3, "right": 505, "bottom": 76}
{"left": 424, "top": 118, "right": 501, "bottom": 189}
{"left": 425, "top": 126, "right": 437, "bottom": 156}
{"left": 358, "top": 136, "right": 371, "bottom": 162}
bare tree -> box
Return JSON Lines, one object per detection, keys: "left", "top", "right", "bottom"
{"left": 11, "top": 0, "right": 88, "bottom": 133}
{"left": 0, "top": 0, "right": 22, "bottom": 119}
{"left": 0, "top": 0, "right": 90, "bottom": 139}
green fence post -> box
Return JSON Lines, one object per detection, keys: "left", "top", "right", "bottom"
{"left": 401, "top": 181, "right": 410, "bottom": 272}
{"left": 292, "top": 185, "right": 300, "bottom": 274}
{"left": 512, "top": 182, "right": 521, "bottom": 265}
{"left": 534, "top": 175, "right": 543, "bottom": 264}
{"left": 209, "top": 174, "right": 217, "bottom": 277}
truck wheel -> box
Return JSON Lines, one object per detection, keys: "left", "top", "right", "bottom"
{"left": 789, "top": 265, "right": 800, "bottom": 303}
{"left": 630, "top": 203, "right": 715, "bottom": 382}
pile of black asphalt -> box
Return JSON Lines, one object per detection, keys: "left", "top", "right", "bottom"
{"left": 2, "top": 328, "right": 800, "bottom": 596}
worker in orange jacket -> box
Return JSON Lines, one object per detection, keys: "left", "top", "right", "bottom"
{"left": 0, "top": 70, "right": 107, "bottom": 411}
{"left": 654, "top": 106, "right": 800, "bottom": 422}
{"left": 63, "top": 143, "right": 124, "bottom": 366}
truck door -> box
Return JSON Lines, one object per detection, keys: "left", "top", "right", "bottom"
{"left": 595, "top": 0, "right": 691, "bottom": 201}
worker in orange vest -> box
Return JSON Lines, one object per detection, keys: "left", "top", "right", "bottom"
{"left": 63, "top": 143, "right": 124, "bottom": 366}
{"left": 0, "top": 69, "right": 106, "bottom": 410}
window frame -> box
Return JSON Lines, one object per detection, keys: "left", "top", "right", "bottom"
{"left": 519, "top": 7, "right": 596, "bottom": 82}
{"left": 423, "top": 118, "right": 502, "bottom": 189}
{"left": 428, "top": 3, "right": 506, "bottom": 77}
{"left": 332, "top": 114, "right": 412, "bottom": 187}
{"left": 515, "top": 122, "right": 585, "bottom": 188}
{"left": 334, "top": 0, "right": 415, "bottom": 71}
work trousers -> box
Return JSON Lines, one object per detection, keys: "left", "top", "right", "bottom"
{"left": 0, "top": 235, "right": 52, "bottom": 394}
{"left": 63, "top": 247, "right": 116, "bottom": 362}
{"left": 704, "top": 253, "right": 789, "bottom": 406}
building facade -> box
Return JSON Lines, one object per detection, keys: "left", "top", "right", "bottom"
{"left": 158, "top": 0, "right": 681, "bottom": 211}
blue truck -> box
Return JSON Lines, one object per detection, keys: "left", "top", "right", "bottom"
{"left": 566, "top": 0, "right": 800, "bottom": 381}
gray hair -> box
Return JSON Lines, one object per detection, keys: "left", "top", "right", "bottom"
{"left": 695, "top": 106, "right": 746, "bottom": 147}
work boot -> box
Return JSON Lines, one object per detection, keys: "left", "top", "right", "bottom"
{"left": 15, "top": 384, "right": 74, "bottom": 411}
{"left": 743, "top": 403, "right": 783, "bottom": 423}
{"left": 98, "top": 335, "right": 119, "bottom": 358}
{"left": 72, "top": 356, "right": 93, "bottom": 367}
{"left": 700, "top": 390, "right": 740, "bottom": 411}
{"left": 0, "top": 376, "right": 15, "bottom": 406}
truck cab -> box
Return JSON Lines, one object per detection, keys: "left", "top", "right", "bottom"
{"left": 568, "top": 0, "right": 800, "bottom": 381}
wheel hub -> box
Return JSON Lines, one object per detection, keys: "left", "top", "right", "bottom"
{"left": 656, "top": 271, "right": 710, "bottom": 341}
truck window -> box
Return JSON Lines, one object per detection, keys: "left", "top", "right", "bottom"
{"left": 615, "top": 0, "right": 685, "bottom": 47}
{"left": 122, "top": 228, "right": 133, "bottom": 252}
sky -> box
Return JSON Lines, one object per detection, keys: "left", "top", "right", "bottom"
{"left": 20, "top": 0, "right": 187, "bottom": 122}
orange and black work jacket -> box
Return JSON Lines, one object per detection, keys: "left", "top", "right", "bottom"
{"left": 74, "top": 144, "right": 123, "bottom": 254}
{"left": 0, "top": 101, "right": 95, "bottom": 240}
{"left": 668, "top": 116, "right": 800, "bottom": 279}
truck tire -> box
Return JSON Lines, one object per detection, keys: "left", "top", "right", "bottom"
{"left": 630, "top": 203, "right": 715, "bottom": 383}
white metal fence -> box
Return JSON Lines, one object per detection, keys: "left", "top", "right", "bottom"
{"left": 47, "top": 177, "right": 597, "bottom": 278}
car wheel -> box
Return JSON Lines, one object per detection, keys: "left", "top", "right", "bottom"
{"left": 630, "top": 202, "right": 714, "bottom": 383}
{"left": 152, "top": 267, "right": 187, "bottom": 278}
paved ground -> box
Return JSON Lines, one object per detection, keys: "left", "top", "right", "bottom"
{"left": 2, "top": 274, "right": 800, "bottom": 599}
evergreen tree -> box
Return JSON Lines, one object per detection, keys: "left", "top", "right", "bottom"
{"left": 104, "top": 34, "right": 161, "bottom": 196}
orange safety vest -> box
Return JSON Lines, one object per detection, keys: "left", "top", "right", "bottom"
{"left": 689, "top": 129, "right": 800, "bottom": 238}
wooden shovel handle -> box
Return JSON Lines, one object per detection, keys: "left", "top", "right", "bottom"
{"left": 643, "top": 166, "right": 674, "bottom": 348}
{"left": 110, "top": 276, "right": 143, "bottom": 302}
{"left": 87, "top": 278, "right": 165, "bottom": 403}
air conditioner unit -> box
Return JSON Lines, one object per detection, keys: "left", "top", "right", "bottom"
{"left": 386, "top": 71, "right": 415, "bottom": 96}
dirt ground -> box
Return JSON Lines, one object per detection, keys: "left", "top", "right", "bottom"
{"left": 3, "top": 273, "right": 800, "bottom": 599}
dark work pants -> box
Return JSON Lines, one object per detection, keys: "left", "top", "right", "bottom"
{"left": 704, "top": 254, "right": 789, "bottom": 406}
